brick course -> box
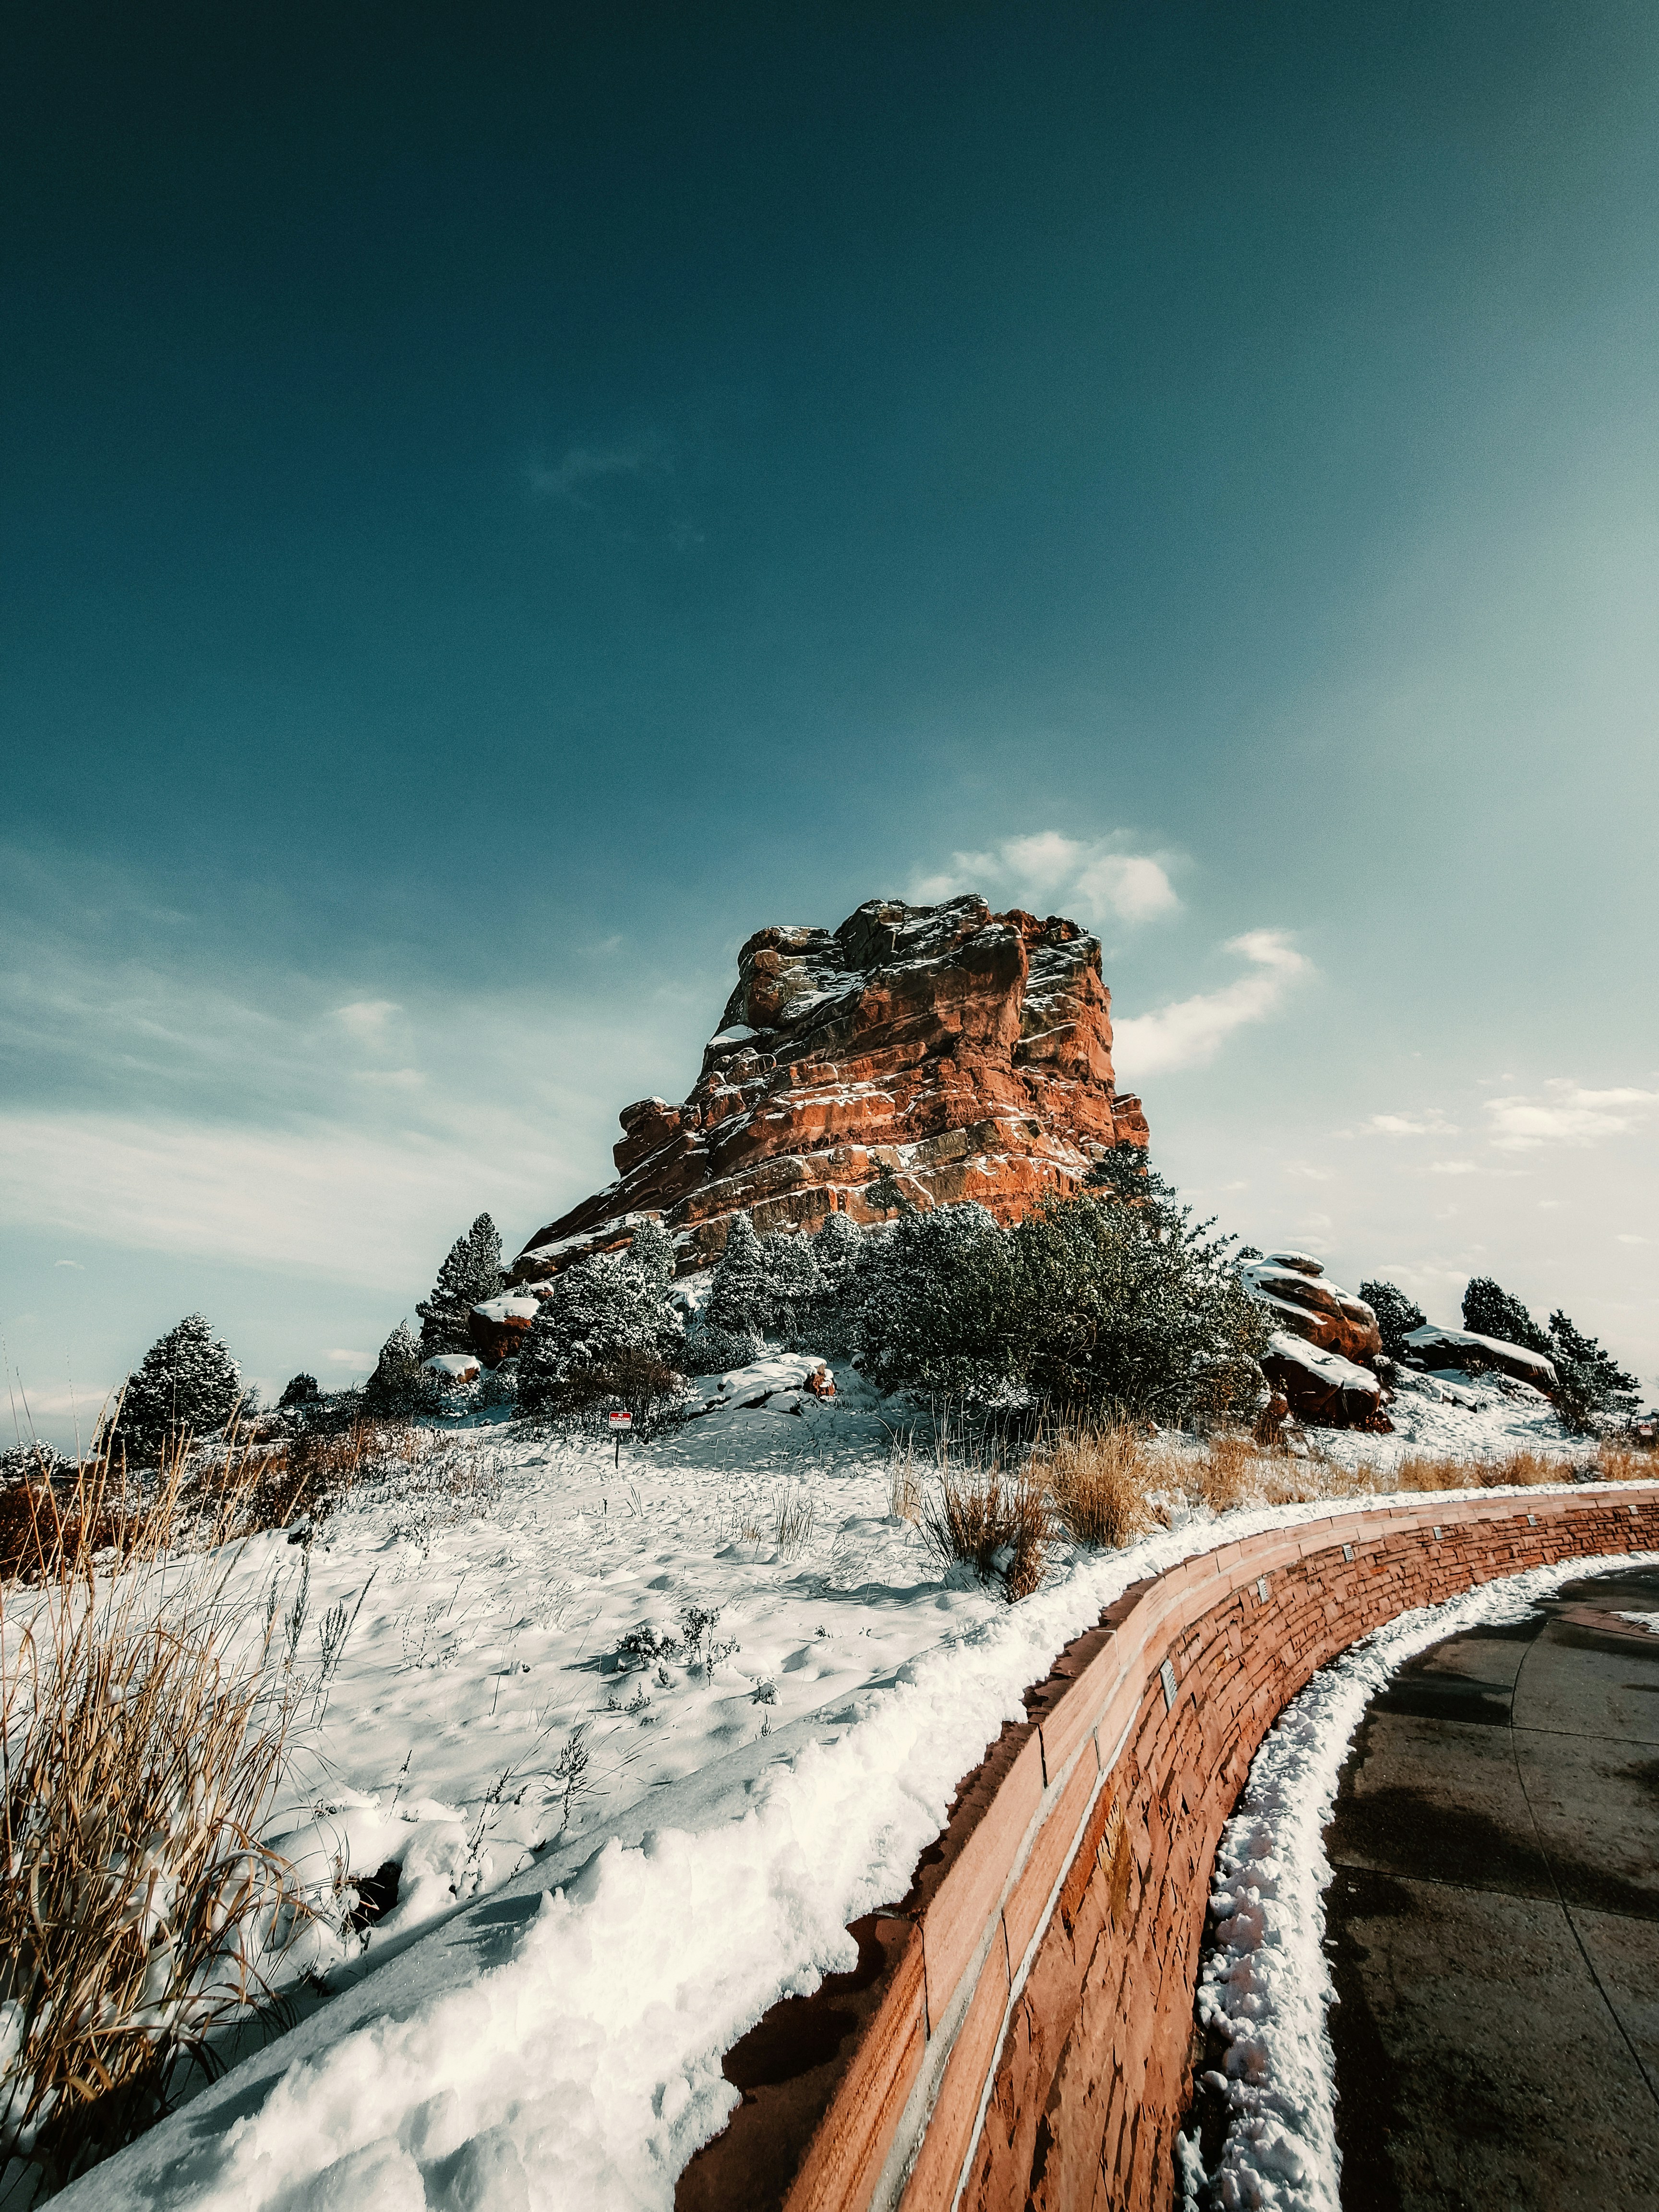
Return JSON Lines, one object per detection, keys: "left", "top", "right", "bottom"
{"left": 677, "top": 1486, "right": 1659, "bottom": 2212}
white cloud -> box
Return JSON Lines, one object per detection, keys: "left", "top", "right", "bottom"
{"left": 1364, "top": 1110, "right": 1459, "bottom": 1136}
{"left": 1484, "top": 1080, "right": 1659, "bottom": 1150}
{"left": 1111, "top": 931, "right": 1314, "bottom": 1080}
{"left": 53, "top": 1258, "right": 83, "bottom": 1269}
{"left": 1430, "top": 1159, "right": 1479, "bottom": 1175}
{"left": 910, "top": 830, "right": 1180, "bottom": 929}
{"left": 334, "top": 1000, "right": 401, "bottom": 1039}
{"left": 325, "top": 1348, "right": 372, "bottom": 1367}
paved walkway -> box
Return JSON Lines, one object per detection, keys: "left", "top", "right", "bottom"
{"left": 1326, "top": 1562, "right": 1659, "bottom": 2210}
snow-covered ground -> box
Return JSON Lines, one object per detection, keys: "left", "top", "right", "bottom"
{"left": 1177, "top": 1547, "right": 1659, "bottom": 2212}
{"left": 58, "top": 1357, "right": 1628, "bottom": 2211}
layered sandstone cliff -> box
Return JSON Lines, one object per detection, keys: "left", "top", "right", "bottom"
{"left": 511, "top": 894, "right": 1148, "bottom": 1282}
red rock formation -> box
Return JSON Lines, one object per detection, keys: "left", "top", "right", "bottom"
{"left": 512, "top": 895, "right": 1149, "bottom": 1282}
{"left": 1241, "top": 1251, "right": 1383, "bottom": 1365}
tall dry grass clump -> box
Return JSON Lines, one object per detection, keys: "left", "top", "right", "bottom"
{"left": 0, "top": 1433, "right": 304, "bottom": 2194}
{"left": 1037, "top": 1426, "right": 1156, "bottom": 1549}
{"left": 924, "top": 1471, "right": 1049, "bottom": 1600}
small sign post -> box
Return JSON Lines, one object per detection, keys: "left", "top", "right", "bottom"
{"left": 608, "top": 1407, "right": 632, "bottom": 1468}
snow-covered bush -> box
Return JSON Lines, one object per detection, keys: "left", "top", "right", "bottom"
{"left": 0, "top": 1441, "right": 72, "bottom": 1489}
{"left": 478, "top": 1357, "right": 518, "bottom": 1409}
{"left": 704, "top": 1214, "right": 769, "bottom": 1338}
{"left": 517, "top": 1248, "right": 685, "bottom": 1415}
{"left": 277, "top": 1372, "right": 321, "bottom": 1409}
{"left": 843, "top": 1149, "right": 1268, "bottom": 1424}
{"left": 104, "top": 1315, "right": 243, "bottom": 1468}
{"left": 363, "top": 1321, "right": 432, "bottom": 1416}
{"left": 1358, "top": 1281, "right": 1427, "bottom": 1362}
{"left": 417, "top": 1214, "right": 505, "bottom": 1358}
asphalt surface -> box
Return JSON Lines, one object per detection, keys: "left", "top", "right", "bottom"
{"left": 1325, "top": 1562, "right": 1659, "bottom": 2211}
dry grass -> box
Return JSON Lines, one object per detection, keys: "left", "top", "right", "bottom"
{"left": 1037, "top": 1427, "right": 1156, "bottom": 1549}
{"left": 887, "top": 1448, "right": 923, "bottom": 1525}
{"left": 0, "top": 1435, "right": 306, "bottom": 2190}
{"left": 923, "top": 1471, "right": 1049, "bottom": 1601}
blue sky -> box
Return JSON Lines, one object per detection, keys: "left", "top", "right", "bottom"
{"left": 4, "top": 1, "right": 1657, "bottom": 1444}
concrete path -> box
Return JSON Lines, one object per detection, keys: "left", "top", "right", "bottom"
{"left": 1326, "top": 1562, "right": 1659, "bottom": 2211}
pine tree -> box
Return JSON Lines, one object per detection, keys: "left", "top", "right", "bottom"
{"left": 364, "top": 1321, "right": 424, "bottom": 1414}
{"left": 279, "top": 1372, "right": 321, "bottom": 1408}
{"left": 812, "top": 1210, "right": 863, "bottom": 1288}
{"left": 518, "top": 1250, "right": 685, "bottom": 1414}
{"left": 1546, "top": 1310, "right": 1641, "bottom": 1432}
{"left": 627, "top": 1217, "right": 677, "bottom": 1287}
{"left": 761, "top": 1231, "right": 823, "bottom": 1344}
{"left": 417, "top": 1214, "right": 505, "bottom": 1358}
{"left": 706, "top": 1214, "right": 769, "bottom": 1336}
{"left": 1461, "top": 1277, "right": 1551, "bottom": 1356}
{"left": 108, "top": 1315, "right": 242, "bottom": 1465}
{"left": 864, "top": 1166, "right": 915, "bottom": 1217}
{"left": 1359, "top": 1281, "right": 1428, "bottom": 1362}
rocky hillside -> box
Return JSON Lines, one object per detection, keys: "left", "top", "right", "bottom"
{"left": 512, "top": 894, "right": 1148, "bottom": 1280}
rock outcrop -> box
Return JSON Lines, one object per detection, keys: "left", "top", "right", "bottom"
{"left": 1242, "top": 1252, "right": 1390, "bottom": 1429}
{"left": 467, "top": 1295, "right": 541, "bottom": 1369}
{"left": 512, "top": 894, "right": 1148, "bottom": 1282}
{"left": 1403, "top": 1325, "right": 1558, "bottom": 1396}
{"left": 1240, "top": 1251, "right": 1382, "bottom": 1365}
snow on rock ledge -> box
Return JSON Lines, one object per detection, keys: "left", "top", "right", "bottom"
{"left": 511, "top": 894, "right": 1150, "bottom": 1277}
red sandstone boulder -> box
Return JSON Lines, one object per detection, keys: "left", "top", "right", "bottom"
{"left": 467, "top": 1294, "right": 542, "bottom": 1369}
{"left": 1240, "top": 1256, "right": 1382, "bottom": 1366}
{"left": 1262, "top": 1333, "right": 1392, "bottom": 1431}
{"left": 1402, "top": 1325, "right": 1558, "bottom": 1396}
{"left": 512, "top": 895, "right": 1149, "bottom": 1281}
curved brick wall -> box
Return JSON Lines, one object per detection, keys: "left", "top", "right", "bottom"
{"left": 679, "top": 1483, "right": 1659, "bottom": 2212}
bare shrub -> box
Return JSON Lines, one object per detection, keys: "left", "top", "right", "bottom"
{"left": 0, "top": 1440, "right": 304, "bottom": 2190}
{"left": 772, "top": 1488, "right": 815, "bottom": 1559}
{"left": 924, "top": 1471, "right": 1049, "bottom": 1601}
{"left": 1037, "top": 1427, "right": 1154, "bottom": 1549}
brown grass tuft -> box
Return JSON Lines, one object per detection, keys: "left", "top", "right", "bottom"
{"left": 1037, "top": 1427, "right": 1155, "bottom": 1549}
{"left": 0, "top": 1429, "right": 307, "bottom": 2189}
{"left": 924, "top": 1471, "right": 1049, "bottom": 1601}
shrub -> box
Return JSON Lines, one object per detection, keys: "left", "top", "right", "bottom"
{"left": 705, "top": 1214, "right": 769, "bottom": 1338}
{"left": 277, "top": 1373, "right": 321, "bottom": 1409}
{"left": 103, "top": 1317, "right": 242, "bottom": 1469}
{"left": 1358, "top": 1280, "right": 1428, "bottom": 1361}
{"left": 517, "top": 1248, "right": 685, "bottom": 1415}
{"left": 843, "top": 1151, "right": 1268, "bottom": 1424}
{"left": 416, "top": 1214, "right": 505, "bottom": 1358}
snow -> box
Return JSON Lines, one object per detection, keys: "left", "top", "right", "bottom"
{"left": 1178, "top": 1545, "right": 1659, "bottom": 2212}
{"left": 1616, "top": 1611, "right": 1659, "bottom": 1635}
{"left": 53, "top": 1364, "right": 1642, "bottom": 2212}
{"left": 421, "top": 1355, "right": 480, "bottom": 1381}
{"left": 1264, "top": 1331, "right": 1380, "bottom": 1401}
{"left": 1401, "top": 1323, "right": 1557, "bottom": 1391}
{"left": 469, "top": 1296, "right": 540, "bottom": 1325}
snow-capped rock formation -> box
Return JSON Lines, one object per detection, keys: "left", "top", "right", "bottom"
{"left": 512, "top": 894, "right": 1149, "bottom": 1279}
{"left": 1241, "top": 1251, "right": 1388, "bottom": 1428}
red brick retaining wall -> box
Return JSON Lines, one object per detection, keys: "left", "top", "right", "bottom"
{"left": 680, "top": 1484, "right": 1659, "bottom": 2212}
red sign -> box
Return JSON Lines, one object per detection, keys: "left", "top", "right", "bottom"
{"left": 608, "top": 1410, "right": 633, "bottom": 1431}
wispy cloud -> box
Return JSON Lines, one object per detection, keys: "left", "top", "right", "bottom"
{"left": 1111, "top": 930, "right": 1313, "bottom": 1079}
{"left": 911, "top": 829, "right": 1181, "bottom": 929}
{"left": 1363, "top": 1109, "right": 1459, "bottom": 1137}
{"left": 528, "top": 442, "right": 670, "bottom": 508}
{"left": 1485, "top": 1080, "right": 1659, "bottom": 1150}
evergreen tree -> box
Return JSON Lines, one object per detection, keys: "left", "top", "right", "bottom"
{"left": 108, "top": 1315, "right": 242, "bottom": 1465}
{"left": 518, "top": 1250, "right": 685, "bottom": 1414}
{"left": 761, "top": 1230, "right": 823, "bottom": 1344}
{"left": 864, "top": 1165, "right": 915, "bottom": 1217}
{"left": 812, "top": 1210, "right": 863, "bottom": 1287}
{"left": 1546, "top": 1310, "right": 1641, "bottom": 1432}
{"left": 1359, "top": 1281, "right": 1429, "bottom": 1362}
{"left": 706, "top": 1214, "right": 770, "bottom": 1337}
{"left": 417, "top": 1214, "right": 505, "bottom": 1358}
{"left": 627, "top": 1217, "right": 677, "bottom": 1287}
{"left": 1461, "top": 1277, "right": 1551, "bottom": 1356}
{"left": 364, "top": 1321, "right": 425, "bottom": 1414}
{"left": 279, "top": 1372, "right": 321, "bottom": 1408}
